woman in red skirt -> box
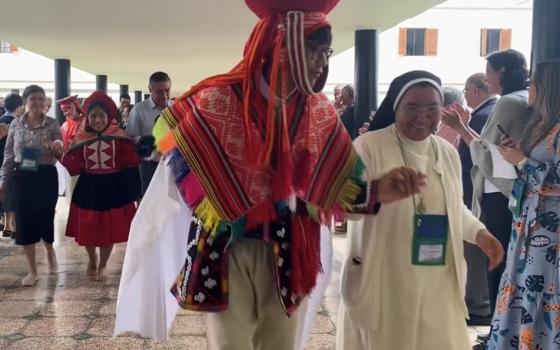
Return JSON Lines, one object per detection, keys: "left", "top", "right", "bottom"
{"left": 62, "top": 91, "right": 141, "bottom": 281}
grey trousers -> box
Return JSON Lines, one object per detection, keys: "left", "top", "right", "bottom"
{"left": 464, "top": 241, "right": 491, "bottom": 317}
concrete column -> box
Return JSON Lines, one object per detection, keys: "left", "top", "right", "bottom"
{"left": 96, "top": 75, "right": 108, "bottom": 92}
{"left": 54, "top": 59, "right": 71, "bottom": 124}
{"left": 531, "top": 0, "right": 560, "bottom": 72}
{"left": 119, "top": 84, "right": 129, "bottom": 97}
{"left": 134, "top": 90, "right": 142, "bottom": 104}
{"left": 354, "top": 29, "right": 379, "bottom": 138}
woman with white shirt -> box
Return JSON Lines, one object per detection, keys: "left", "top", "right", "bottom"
{"left": 0, "top": 85, "right": 63, "bottom": 286}
{"left": 337, "top": 70, "right": 504, "bottom": 350}
{"left": 442, "top": 49, "right": 530, "bottom": 343}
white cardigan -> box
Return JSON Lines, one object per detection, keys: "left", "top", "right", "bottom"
{"left": 339, "top": 126, "right": 486, "bottom": 333}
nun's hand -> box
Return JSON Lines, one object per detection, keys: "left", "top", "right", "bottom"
{"left": 377, "top": 167, "right": 426, "bottom": 203}
{"left": 475, "top": 229, "right": 504, "bottom": 271}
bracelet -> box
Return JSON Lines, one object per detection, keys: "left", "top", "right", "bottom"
{"left": 516, "top": 157, "right": 528, "bottom": 168}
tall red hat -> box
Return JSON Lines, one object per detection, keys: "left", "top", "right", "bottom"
{"left": 245, "top": 0, "right": 339, "bottom": 18}
{"left": 169, "top": 0, "right": 340, "bottom": 170}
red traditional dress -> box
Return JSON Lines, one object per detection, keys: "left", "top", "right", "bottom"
{"left": 62, "top": 91, "right": 141, "bottom": 247}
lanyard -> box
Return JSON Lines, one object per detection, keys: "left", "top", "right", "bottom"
{"left": 394, "top": 129, "right": 447, "bottom": 215}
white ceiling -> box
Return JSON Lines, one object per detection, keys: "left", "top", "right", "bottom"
{"left": 0, "top": 0, "right": 444, "bottom": 94}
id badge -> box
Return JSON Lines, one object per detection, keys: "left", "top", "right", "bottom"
{"left": 508, "top": 177, "right": 525, "bottom": 218}
{"left": 412, "top": 214, "right": 449, "bottom": 266}
{"left": 21, "top": 147, "right": 40, "bottom": 172}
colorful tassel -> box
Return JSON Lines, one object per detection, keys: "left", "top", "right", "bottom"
{"left": 194, "top": 198, "right": 223, "bottom": 235}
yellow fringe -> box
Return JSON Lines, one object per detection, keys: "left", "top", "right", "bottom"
{"left": 337, "top": 178, "right": 362, "bottom": 210}
{"left": 194, "top": 198, "right": 223, "bottom": 235}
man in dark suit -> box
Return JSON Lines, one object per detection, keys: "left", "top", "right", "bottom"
{"left": 459, "top": 73, "right": 498, "bottom": 326}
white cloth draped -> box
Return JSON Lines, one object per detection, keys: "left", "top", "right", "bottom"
{"left": 114, "top": 158, "right": 332, "bottom": 347}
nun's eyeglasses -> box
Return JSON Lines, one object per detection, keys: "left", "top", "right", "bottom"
{"left": 399, "top": 105, "right": 441, "bottom": 115}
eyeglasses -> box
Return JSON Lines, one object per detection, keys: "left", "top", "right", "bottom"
{"left": 399, "top": 105, "right": 441, "bottom": 115}
{"left": 309, "top": 46, "right": 334, "bottom": 60}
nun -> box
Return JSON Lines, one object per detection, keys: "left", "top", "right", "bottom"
{"left": 336, "top": 71, "right": 504, "bottom": 350}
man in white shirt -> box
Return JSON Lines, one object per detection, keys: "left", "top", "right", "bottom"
{"left": 126, "top": 71, "right": 171, "bottom": 194}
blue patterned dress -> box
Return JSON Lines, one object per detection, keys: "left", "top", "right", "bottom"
{"left": 488, "top": 124, "right": 560, "bottom": 350}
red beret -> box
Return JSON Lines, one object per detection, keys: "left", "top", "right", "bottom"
{"left": 56, "top": 95, "right": 79, "bottom": 106}
{"left": 245, "top": 0, "right": 339, "bottom": 18}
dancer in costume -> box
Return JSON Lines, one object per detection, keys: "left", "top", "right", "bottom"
{"left": 62, "top": 91, "right": 141, "bottom": 281}
{"left": 115, "top": 1, "right": 426, "bottom": 348}
{"left": 57, "top": 94, "right": 86, "bottom": 200}
{"left": 57, "top": 95, "right": 85, "bottom": 148}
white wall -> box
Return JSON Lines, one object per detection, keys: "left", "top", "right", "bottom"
{"left": 325, "top": 0, "right": 532, "bottom": 101}
{"left": 0, "top": 48, "right": 122, "bottom": 101}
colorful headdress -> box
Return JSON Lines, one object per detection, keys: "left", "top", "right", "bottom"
{"left": 161, "top": 0, "right": 338, "bottom": 168}
{"left": 57, "top": 94, "right": 84, "bottom": 115}
{"left": 69, "top": 90, "right": 128, "bottom": 149}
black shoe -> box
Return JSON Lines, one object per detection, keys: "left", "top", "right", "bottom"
{"left": 467, "top": 314, "right": 492, "bottom": 326}
{"left": 476, "top": 334, "right": 490, "bottom": 342}
{"left": 1, "top": 230, "right": 15, "bottom": 239}
{"left": 472, "top": 343, "right": 486, "bottom": 350}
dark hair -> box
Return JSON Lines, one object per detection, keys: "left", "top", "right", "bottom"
{"left": 442, "top": 86, "right": 465, "bottom": 107}
{"left": 3, "top": 93, "right": 24, "bottom": 112}
{"left": 486, "top": 49, "right": 529, "bottom": 95}
{"left": 22, "top": 85, "right": 45, "bottom": 100}
{"left": 306, "top": 26, "right": 332, "bottom": 47}
{"left": 149, "top": 72, "right": 171, "bottom": 85}
{"left": 342, "top": 84, "right": 354, "bottom": 99}
{"left": 120, "top": 93, "right": 131, "bottom": 100}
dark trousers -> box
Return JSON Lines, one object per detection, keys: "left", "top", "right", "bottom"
{"left": 480, "top": 192, "right": 512, "bottom": 314}
{"left": 140, "top": 160, "right": 158, "bottom": 196}
{"left": 464, "top": 241, "right": 490, "bottom": 317}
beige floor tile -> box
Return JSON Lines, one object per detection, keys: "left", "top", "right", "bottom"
{"left": 88, "top": 316, "right": 116, "bottom": 337}
{"left": 311, "top": 314, "right": 336, "bottom": 334}
{"left": 1, "top": 300, "right": 45, "bottom": 317}
{"left": 10, "top": 337, "right": 78, "bottom": 350}
{"left": 22, "top": 316, "right": 89, "bottom": 337}
{"left": 75, "top": 336, "right": 147, "bottom": 350}
{"left": 39, "top": 300, "right": 99, "bottom": 317}
{"left": 169, "top": 315, "right": 206, "bottom": 336}
{"left": 148, "top": 336, "right": 207, "bottom": 350}
{"left": 305, "top": 333, "right": 336, "bottom": 349}
{"left": 0, "top": 317, "right": 28, "bottom": 336}
{"left": 98, "top": 302, "right": 117, "bottom": 316}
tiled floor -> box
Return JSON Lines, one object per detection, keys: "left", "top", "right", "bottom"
{"left": 0, "top": 199, "right": 488, "bottom": 349}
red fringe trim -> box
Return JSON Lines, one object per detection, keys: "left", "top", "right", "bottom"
{"left": 245, "top": 200, "right": 278, "bottom": 230}
{"left": 290, "top": 214, "right": 322, "bottom": 296}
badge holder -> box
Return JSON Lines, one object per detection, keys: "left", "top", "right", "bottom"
{"left": 412, "top": 213, "right": 449, "bottom": 266}
{"left": 21, "top": 147, "right": 40, "bottom": 172}
{"left": 508, "top": 177, "right": 526, "bottom": 218}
